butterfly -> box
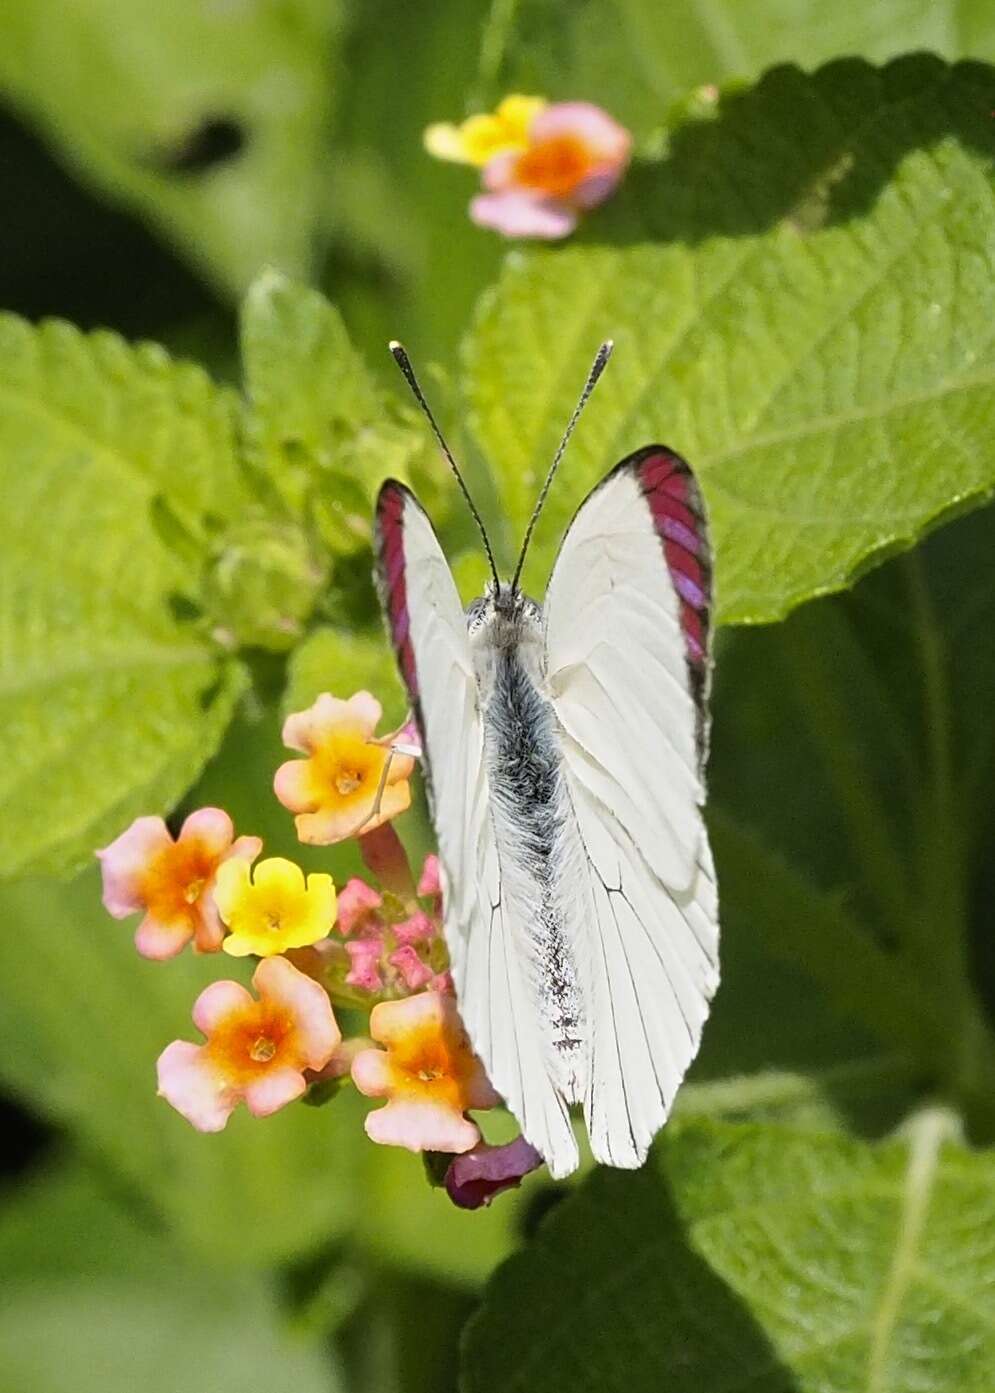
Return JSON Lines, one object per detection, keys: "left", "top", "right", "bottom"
{"left": 374, "top": 342, "right": 718, "bottom": 1179}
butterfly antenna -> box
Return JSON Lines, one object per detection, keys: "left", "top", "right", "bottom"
{"left": 389, "top": 341, "right": 501, "bottom": 591}
{"left": 510, "top": 340, "right": 613, "bottom": 594}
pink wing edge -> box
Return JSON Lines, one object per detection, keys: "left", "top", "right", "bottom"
{"left": 590, "top": 444, "right": 713, "bottom": 755}
{"left": 374, "top": 479, "right": 420, "bottom": 704}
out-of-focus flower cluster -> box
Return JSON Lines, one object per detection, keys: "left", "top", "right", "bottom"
{"left": 425, "top": 94, "right": 631, "bottom": 239}
{"left": 97, "top": 689, "right": 543, "bottom": 1208}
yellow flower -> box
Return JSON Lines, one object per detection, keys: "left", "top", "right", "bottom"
{"left": 274, "top": 691, "right": 414, "bottom": 845}
{"left": 215, "top": 856, "right": 336, "bottom": 958}
{"left": 424, "top": 94, "right": 547, "bottom": 167}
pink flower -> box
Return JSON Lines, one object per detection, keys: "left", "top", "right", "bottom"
{"left": 97, "top": 809, "right": 261, "bottom": 960}
{"left": 445, "top": 1136, "right": 545, "bottom": 1209}
{"left": 345, "top": 936, "right": 385, "bottom": 993}
{"left": 392, "top": 910, "right": 435, "bottom": 946}
{"left": 351, "top": 992, "right": 499, "bottom": 1153}
{"left": 470, "top": 101, "right": 630, "bottom": 239}
{"left": 156, "top": 956, "right": 340, "bottom": 1131}
{"left": 416, "top": 853, "right": 441, "bottom": 905}
{"left": 337, "top": 877, "right": 385, "bottom": 936}
{"left": 274, "top": 691, "right": 414, "bottom": 845}
{"left": 387, "top": 944, "right": 434, "bottom": 991}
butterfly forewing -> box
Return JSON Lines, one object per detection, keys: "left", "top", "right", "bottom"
{"left": 543, "top": 446, "right": 718, "bottom": 1167}
{"left": 375, "top": 482, "right": 578, "bottom": 1174}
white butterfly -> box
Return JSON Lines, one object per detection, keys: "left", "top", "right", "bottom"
{"left": 375, "top": 342, "right": 718, "bottom": 1179}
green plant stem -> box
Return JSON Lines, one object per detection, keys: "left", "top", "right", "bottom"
{"left": 473, "top": 0, "right": 521, "bottom": 108}
{"left": 903, "top": 552, "right": 964, "bottom": 961}
{"left": 903, "top": 552, "right": 995, "bottom": 1127}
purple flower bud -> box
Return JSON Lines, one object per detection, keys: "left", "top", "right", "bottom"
{"left": 445, "top": 1136, "right": 544, "bottom": 1209}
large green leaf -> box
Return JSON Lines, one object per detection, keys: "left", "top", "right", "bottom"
{"left": 464, "top": 56, "right": 995, "bottom": 620}
{"left": 490, "top": 0, "right": 995, "bottom": 136}
{"left": 0, "top": 314, "right": 250, "bottom": 878}
{"left": 0, "top": 0, "right": 340, "bottom": 296}
{"left": 0, "top": 1163, "right": 343, "bottom": 1393}
{"left": 463, "top": 1116, "right": 995, "bottom": 1392}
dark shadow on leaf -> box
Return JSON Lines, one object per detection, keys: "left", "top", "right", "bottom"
{"left": 518, "top": 1181, "right": 568, "bottom": 1240}
{"left": 462, "top": 1160, "right": 799, "bottom": 1393}
{"left": 579, "top": 54, "right": 995, "bottom": 247}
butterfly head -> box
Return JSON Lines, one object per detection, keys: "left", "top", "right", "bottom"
{"left": 466, "top": 583, "right": 541, "bottom": 647}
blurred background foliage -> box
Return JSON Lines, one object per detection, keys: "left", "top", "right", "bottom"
{"left": 0, "top": 2, "right": 994, "bottom": 1391}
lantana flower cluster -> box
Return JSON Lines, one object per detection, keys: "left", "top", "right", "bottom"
{"left": 97, "top": 690, "right": 542, "bottom": 1208}
{"left": 425, "top": 94, "right": 631, "bottom": 239}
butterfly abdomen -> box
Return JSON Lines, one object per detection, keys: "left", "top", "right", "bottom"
{"left": 473, "top": 605, "right": 586, "bottom": 1099}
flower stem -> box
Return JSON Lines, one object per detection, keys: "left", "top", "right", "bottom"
{"left": 359, "top": 824, "right": 415, "bottom": 899}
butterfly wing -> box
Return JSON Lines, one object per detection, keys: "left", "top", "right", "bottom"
{"left": 375, "top": 481, "right": 578, "bottom": 1174}
{"left": 543, "top": 445, "right": 719, "bottom": 1168}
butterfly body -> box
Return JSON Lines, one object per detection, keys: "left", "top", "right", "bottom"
{"left": 377, "top": 412, "right": 718, "bottom": 1179}
{"left": 469, "top": 588, "right": 588, "bottom": 1105}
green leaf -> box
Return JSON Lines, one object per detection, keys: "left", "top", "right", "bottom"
{"left": 0, "top": 867, "right": 364, "bottom": 1266}
{"left": 284, "top": 626, "right": 406, "bottom": 727}
{"left": 0, "top": 1164, "right": 343, "bottom": 1393}
{"left": 0, "top": 0, "right": 341, "bottom": 296}
{"left": 0, "top": 314, "right": 250, "bottom": 878}
{"left": 240, "top": 270, "right": 450, "bottom": 536}
{"left": 708, "top": 499, "right": 995, "bottom": 1128}
{"left": 674, "top": 1056, "right": 918, "bottom": 1133}
{"left": 491, "top": 0, "right": 995, "bottom": 136}
{"left": 464, "top": 56, "right": 995, "bottom": 621}
{"left": 710, "top": 809, "right": 946, "bottom": 1063}
{"left": 463, "top": 1114, "right": 995, "bottom": 1392}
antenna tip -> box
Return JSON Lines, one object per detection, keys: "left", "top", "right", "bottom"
{"left": 601, "top": 339, "right": 614, "bottom": 355}
{"left": 388, "top": 339, "right": 406, "bottom": 360}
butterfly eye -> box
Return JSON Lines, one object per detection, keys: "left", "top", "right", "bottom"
{"left": 465, "top": 598, "right": 487, "bottom": 631}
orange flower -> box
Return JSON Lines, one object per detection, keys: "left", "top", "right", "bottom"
{"left": 426, "top": 95, "right": 631, "bottom": 239}
{"left": 472, "top": 102, "right": 631, "bottom": 238}
{"left": 97, "top": 808, "right": 261, "bottom": 959}
{"left": 274, "top": 691, "right": 414, "bottom": 845}
{"left": 156, "top": 956, "right": 340, "bottom": 1131}
{"left": 351, "top": 992, "right": 500, "bottom": 1153}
